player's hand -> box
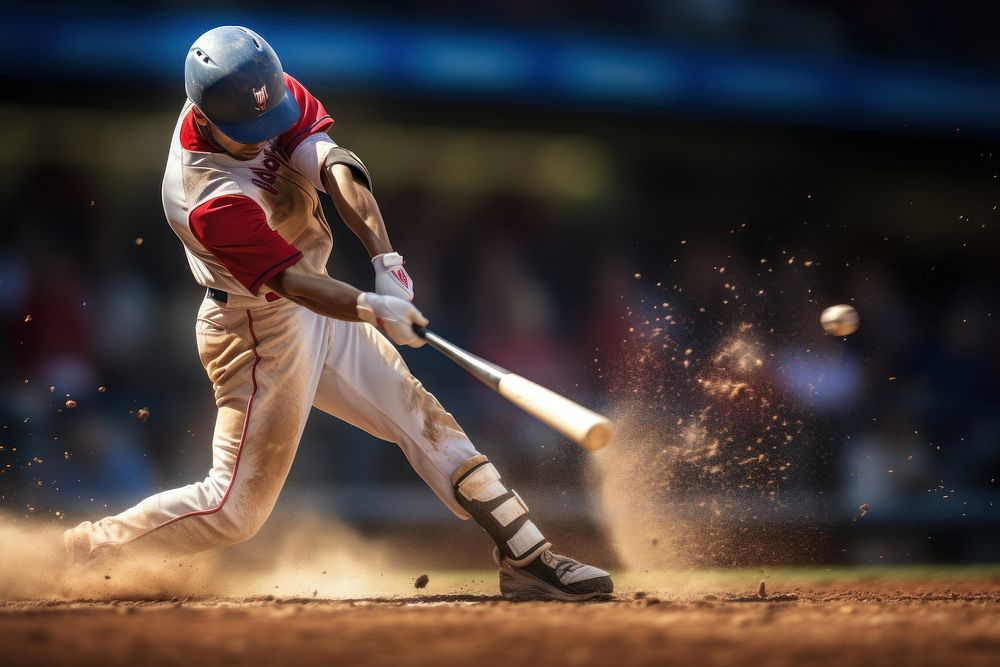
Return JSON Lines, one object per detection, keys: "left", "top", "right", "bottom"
{"left": 356, "top": 292, "right": 428, "bottom": 347}
{"left": 372, "top": 252, "right": 414, "bottom": 301}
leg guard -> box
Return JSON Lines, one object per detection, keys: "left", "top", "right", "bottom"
{"left": 452, "top": 455, "right": 551, "bottom": 566}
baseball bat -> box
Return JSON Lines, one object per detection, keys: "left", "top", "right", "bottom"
{"left": 413, "top": 325, "right": 613, "bottom": 451}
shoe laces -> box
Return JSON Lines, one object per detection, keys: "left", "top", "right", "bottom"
{"left": 542, "top": 550, "right": 583, "bottom": 578}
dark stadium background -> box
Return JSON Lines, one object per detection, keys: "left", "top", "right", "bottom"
{"left": 1, "top": 1, "right": 998, "bottom": 566}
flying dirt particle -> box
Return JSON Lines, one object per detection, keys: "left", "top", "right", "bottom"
{"left": 48, "top": 386, "right": 55, "bottom": 393}
{"left": 312, "top": 589, "right": 317, "bottom": 597}
{"left": 90, "top": 200, "right": 95, "bottom": 207}
{"left": 633, "top": 591, "right": 648, "bottom": 600}
{"left": 135, "top": 237, "right": 144, "bottom": 247}
{"left": 634, "top": 595, "right": 660, "bottom": 607}
{"left": 757, "top": 580, "right": 767, "bottom": 599}
{"left": 104, "top": 575, "right": 111, "bottom": 580}
{"left": 858, "top": 503, "right": 870, "bottom": 518}
{"left": 65, "top": 400, "right": 77, "bottom": 409}
{"left": 414, "top": 574, "right": 429, "bottom": 589}
{"left": 98, "top": 386, "right": 106, "bottom": 393}
{"left": 23, "top": 314, "right": 32, "bottom": 323}
{"left": 136, "top": 407, "right": 151, "bottom": 423}
{"left": 633, "top": 273, "right": 641, "bottom": 280}
{"left": 63, "top": 451, "right": 71, "bottom": 460}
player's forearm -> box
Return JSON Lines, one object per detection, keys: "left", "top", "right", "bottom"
{"left": 265, "top": 263, "right": 428, "bottom": 347}
{"left": 322, "top": 164, "right": 393, "bottom": 258}
{"left": 265, "top": 269, "right": 363, "bottom": 321}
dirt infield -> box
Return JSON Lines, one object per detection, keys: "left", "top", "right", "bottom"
{"left": 3, "top": 578, "right": 999, "bottom": 667}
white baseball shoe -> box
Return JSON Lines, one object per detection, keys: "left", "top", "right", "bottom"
{"left": 493, "top": 547, "right": 613, "bottom": 601}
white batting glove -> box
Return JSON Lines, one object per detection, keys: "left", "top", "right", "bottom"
{"left": 373, "top": 252, "right": 414, "bottom": 301}
{"left": 356, "top": 292, "right": 428, "bottom": 348}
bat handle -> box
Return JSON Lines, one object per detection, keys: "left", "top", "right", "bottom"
{"left": 412, "top": 324, "right": 428, "bottom": 339}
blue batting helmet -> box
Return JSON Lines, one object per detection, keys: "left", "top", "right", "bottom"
{"left": 184, "top": 26, "right": 300, "bottom": 144}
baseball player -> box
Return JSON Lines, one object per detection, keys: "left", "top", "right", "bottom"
{"left": 63, "top": 26, "right": 613, "bottom": 601}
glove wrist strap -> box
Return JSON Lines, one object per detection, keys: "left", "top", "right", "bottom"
{"left": 356, "top": 292, "right": 379, "bottom": 326}
{"left": 372, "top": 252, "right": 404, "bottom": 273}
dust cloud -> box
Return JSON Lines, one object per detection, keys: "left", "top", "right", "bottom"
{"left": 0, "top": 514, "right": 410, "bottom": 601}
{"left": 588, "top": 320, "right": 816, "bottom": 571}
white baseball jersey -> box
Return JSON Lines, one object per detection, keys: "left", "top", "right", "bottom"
{"left": 161, "top": 74, "right": 336, "bottom": 303}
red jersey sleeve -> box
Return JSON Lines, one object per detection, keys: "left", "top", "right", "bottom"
{"left": 277, "top": 74, "right": 335, "bottom": 156}
{"left": 189, "top": 195, "right": 303, "bottom": 295}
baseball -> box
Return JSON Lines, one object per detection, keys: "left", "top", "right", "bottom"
{"left": 820, "top": 304, "right": 860, "bottom": 336}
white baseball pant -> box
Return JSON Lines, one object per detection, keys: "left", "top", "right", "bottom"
{"left": 75, "top": 296, "right": 479, "bottom": 560}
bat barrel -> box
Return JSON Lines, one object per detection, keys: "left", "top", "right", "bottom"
{"left": 415, "top": 325, "right": 613, "bottom": 450}
{"left": 496, "top": 373, "right": 614, "bottom": 451}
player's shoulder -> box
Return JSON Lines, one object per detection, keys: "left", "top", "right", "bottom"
{"left": 282, "top": 72, "right": 316, "bottom": 99}
{"left": 174, "top": 102, "right": 218, "bottom": 154}
{"left": 276, "top": 73, "right": 334, "bottom": 156}
{"left": 280, "top": 72, "right": 319, "bottom": 117}
{"left": 283, "top": 72, "right": 304, "bottom": 91}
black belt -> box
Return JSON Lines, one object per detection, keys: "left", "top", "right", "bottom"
{"left": 207, "top": 287, "right": 283, "bottom": 304}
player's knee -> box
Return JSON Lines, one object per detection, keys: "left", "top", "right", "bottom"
{"left": 226, "top": 521, "right": 263, "bottom": 545}
{"left": 212, "top": 508, "right": 267, "bottom": 546}
{"left": 199, "top": 471, "right": 277, "bottom": 546}
{"left": 199, "top": 487, "right": 270, "bottom": 546}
